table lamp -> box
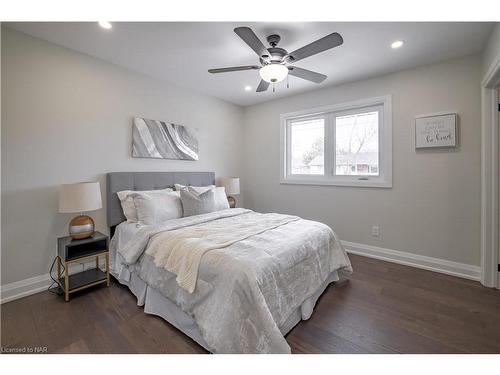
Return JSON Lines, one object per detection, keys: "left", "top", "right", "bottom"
{"left": 59, "top": 182, "right": 102, "bottom": 240}
{"left": 219, "top": 177, "right": 240, "bottom": 208}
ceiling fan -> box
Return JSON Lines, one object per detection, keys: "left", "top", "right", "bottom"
{"left": 208, "top": 27, "right": 343, "bottom": 92}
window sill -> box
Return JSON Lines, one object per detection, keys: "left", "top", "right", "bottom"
{"left": 280, "top": 178, "right": 392, "bottom": 188}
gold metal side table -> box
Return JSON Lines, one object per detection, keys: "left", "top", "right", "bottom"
{"left": 56, "top": 231, "right": 109, "bottom": 301}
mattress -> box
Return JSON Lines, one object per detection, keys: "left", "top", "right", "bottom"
{"left": 110, "top": 214, "right": 350, "bottom": 352}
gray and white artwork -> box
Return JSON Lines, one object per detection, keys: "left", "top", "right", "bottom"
{"left": 132, "top": 117, "right": 199, "bottom": 160}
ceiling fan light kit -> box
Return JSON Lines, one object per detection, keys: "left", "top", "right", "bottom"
{"left": 259, "top": 63, "right": 288, "bottom": 83}
{"left": 208, "top": 26, "right": 343, "bottom": 93}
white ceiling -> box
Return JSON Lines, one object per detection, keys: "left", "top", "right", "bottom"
{"left": 6, "top": 22, "right": 494, "bottom": 106}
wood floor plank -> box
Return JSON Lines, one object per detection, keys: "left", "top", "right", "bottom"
{"left": 2, "top": 254, "right": 499, "bottom": 354}
{"left": 55, "top": 339, "right": 91, "bottom": 354}
{"left": 331, "top": 274, "right": 500, "bottom": 352}
{"left": 0, "top": 296, "right": 41, "bottom": 350}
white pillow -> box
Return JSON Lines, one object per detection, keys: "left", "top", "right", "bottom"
{"left": 174, "top": 184, "right": 229, "bottom": 211}
{"left": 117, "top": 188, "right": 172, "bottom": 222}
{"left": 132, "top": 190, "right": 183, "bottom": 225}
{"left": 213, "top": 187, "right": 230, "bottom": 210}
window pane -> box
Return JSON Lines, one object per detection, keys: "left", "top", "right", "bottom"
{"left": 290, "top": 118, "right": 324, "bottom": 175}
{"left": 335, "top": 111, "right": 379, "bottom": 176}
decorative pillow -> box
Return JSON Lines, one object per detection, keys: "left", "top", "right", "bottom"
{"left": 174, "top": 184, "right": 215, "bottom": 193}
{"left": 180, "top": 187, "right": 217, "bottom": 217}
{"left": 175, "top": 184, "right": 229, "bottom": 211}
{"left": 117, "top": 188, "right": 173, "bottom": 222}
{"left": 132, "top": 190, "right": 183, "bottom": 225}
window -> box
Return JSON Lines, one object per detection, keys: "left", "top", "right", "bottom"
{"left": 281, "top": 96, "right": 392, "bottom": 187}
{"left": 290, "top": 118, "right": 325, "bottom": 175}
{"left": 335, "top": 111, "right": 379, "bottom": 176}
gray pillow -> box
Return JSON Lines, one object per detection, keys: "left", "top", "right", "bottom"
{"left": 175, "top": 184, "right": 229, "bottom": 211}
{"left": 180, "top": 187, "right": 217, "bottom": 217}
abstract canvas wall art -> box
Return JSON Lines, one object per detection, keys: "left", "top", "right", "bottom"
{"left": 132, "top": 117, "right": 199, "bottom": 160}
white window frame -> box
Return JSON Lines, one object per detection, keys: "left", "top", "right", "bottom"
{"left": 280, "top": 95, "right": 392, "bottom": 188}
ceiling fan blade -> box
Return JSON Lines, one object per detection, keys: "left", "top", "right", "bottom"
{"left": 288, "top": 66, "right": 327, "bottom": 83}
{"left": 208, "top": 65, "right": 260, "bottom": 74}
{"left": 256, "top": 79, "right": 270, "bottom": 92}
{"left": 288, "top": 32, "right": 343, "bottom": 63}
{"left": 234, "top": 27, "right": 269, "bottom": 59}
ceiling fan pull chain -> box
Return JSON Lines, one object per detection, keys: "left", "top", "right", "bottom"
{"left": 273, "top": 82, "right": 275, "bottom": 93}
{"left": 287, "top": 75, "right": 289, "bottom": 89}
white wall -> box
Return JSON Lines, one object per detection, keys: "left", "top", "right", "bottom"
{"left": 0, "top": 26, "right": 486, "bottom": 289}
{"left": 242, "top": 55, "right": 482, "bottom": 267}
{"left": 1, "top": 28, "right": 244, "bottom": 285}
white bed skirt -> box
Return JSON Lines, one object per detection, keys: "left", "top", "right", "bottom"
{"left": 113, "top": 259, "right": 339, "bottom": 352}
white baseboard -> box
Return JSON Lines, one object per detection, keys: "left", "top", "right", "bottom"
{"left": 0, "top": 273, "right": 53, "bottom": 304}
{"left": 1, "top": 259, "right": 107, "bottom": 304}
{"left": 342, "top": 241, "right": 481, "bottom": 281}
{"left": 0, "top": 242, "right": 483, "bottom": 304}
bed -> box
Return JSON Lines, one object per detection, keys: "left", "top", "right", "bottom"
{"left": 107, "top": 171, "right": 352, "bottom": 354}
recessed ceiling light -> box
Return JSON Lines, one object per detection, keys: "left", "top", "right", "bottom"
{"left": 244, "top": 86, "right": 252, "bottom": 91}
{"left": 98, "top": 21, "right": 112, "bottom": 30}
{"left": 391, "top": 40, "right": 404, "bottom": 49}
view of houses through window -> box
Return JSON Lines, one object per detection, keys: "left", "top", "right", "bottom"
{"left": 289, "top": 111, "right": 379, "bottom": 176}
{"left": 335, "top": 111, "right": 379, "bottom": 176}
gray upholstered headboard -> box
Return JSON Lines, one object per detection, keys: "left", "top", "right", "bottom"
{"left": 106, "top": 171, "right": 215, "bottom": 232}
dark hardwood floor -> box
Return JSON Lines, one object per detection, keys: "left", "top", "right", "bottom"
{"left": 2, "top": 254, "right": 500, "bottom": 354}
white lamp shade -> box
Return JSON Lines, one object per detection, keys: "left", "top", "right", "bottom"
{"left": 259, "top": 64, "right": 288, "bottom": 83}
{"left": 59, "top": 182, "right": 102, "bottom": 213}
{"left": 219, "top": 177, "right": 240, "bottom": 195}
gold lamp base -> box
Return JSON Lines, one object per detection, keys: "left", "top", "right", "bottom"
{"left": 227, "top": 196, "right": 236, "bottom": 208}
{"left": 69, "top": 215, "right": 95, "bottom": 240}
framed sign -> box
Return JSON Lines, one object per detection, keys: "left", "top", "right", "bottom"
{"left": 415, "top": 113, "right": 457, "bottom": 149}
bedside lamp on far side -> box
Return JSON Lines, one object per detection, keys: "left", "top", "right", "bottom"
{"left": 219, "top": 177, "right": 240, "bottom": 208}
{"left": 59, "top": 182, "right": 102, "bottom": 240}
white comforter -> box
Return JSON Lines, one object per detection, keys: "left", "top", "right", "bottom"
{"left": 118, "top": 208, "right": 352, "bottom": 353}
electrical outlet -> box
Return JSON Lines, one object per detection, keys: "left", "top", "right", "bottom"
{"left": 371, "top": 225, "right": 380, "bottom": 237}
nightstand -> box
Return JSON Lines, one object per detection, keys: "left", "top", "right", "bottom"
{"left": 56, "top": 231, "right": 110, "bottom": 301}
